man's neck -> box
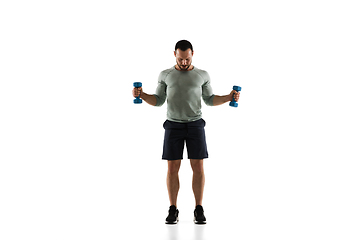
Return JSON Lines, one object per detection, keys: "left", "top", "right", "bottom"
{"left": 175, "top": 65, "right": 194, "bottom": 71}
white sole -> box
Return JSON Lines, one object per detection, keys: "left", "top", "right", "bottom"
{"left": 166, "top": 217, "right": 179, "bottom": 224}
{"left": 194, "top": 217, "right": 206, "bottom": 224}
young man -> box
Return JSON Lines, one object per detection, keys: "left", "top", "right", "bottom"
{"left": 132, "top": 40, "right": 240, "bottom": 224}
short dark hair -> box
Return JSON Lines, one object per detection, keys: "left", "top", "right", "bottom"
{"left": 175, "top": 40, "right": 193, "bottom": 52}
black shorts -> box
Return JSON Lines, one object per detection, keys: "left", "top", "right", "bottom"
{"left": 162, "top": 118, "right": 208, "bottom": 160}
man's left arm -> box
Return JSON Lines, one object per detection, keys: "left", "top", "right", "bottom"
{"left": 212, "top": 90, "right": 240, "bottom": 106}
{"left": 201, "top": 71, "right": 240, "bottom": 106}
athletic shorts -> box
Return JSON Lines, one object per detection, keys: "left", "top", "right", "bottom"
{"left": 162, "top": 118, "right": 208, "bottom": 160}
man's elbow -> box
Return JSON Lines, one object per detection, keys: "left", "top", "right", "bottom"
{"left": 154, "top": 95, "right": 165, "bottom": 107}
{"left": 203, "top": 95, "right": 215, "bottom": 106}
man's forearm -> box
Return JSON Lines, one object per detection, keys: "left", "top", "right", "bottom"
{"left": 212, "top": 95, "right": 232, "bottom": 106}
{"left": 141, "top": 92, "right": 157, "bottom": 106}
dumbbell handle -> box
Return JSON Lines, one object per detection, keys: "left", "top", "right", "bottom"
{"left": 135, "top": 88, "right": 141, "bottom": 98}
{"left": 232, "top": 86, "right": 241, "bottom": 100}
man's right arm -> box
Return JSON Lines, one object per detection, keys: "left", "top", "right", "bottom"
{"left": 132, "top": 87, "right": 157, "bottom": 106}
{"left": 132, "top": 71, "right": 167, "bottom": 107}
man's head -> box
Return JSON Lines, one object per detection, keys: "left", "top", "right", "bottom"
{"left": 174, "top": 40, "right": 194, "bottom": 71}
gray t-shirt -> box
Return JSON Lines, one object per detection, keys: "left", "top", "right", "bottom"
{"left": 154, "top": 65, "right": 215, "bottom": 123}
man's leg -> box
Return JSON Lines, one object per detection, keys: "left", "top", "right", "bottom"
{"left": 167, "top": 160, "right": 181, "bottom": 207}
{"left": 190, "top": 159, "right": 205, "bottom": 207}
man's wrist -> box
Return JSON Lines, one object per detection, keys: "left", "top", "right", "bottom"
{"left": 226, "top": 94, "right": 232, "bottom": 102}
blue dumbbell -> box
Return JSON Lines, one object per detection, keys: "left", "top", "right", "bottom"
{"left": 229, "top": 85, "right": 241, "bottom": 107}
{"left": 133, "top": 82, "right": 142, "bottom": 104}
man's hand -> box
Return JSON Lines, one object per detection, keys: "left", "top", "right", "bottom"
{"left": 132, "top": 87, "right": 143, "bottom": 99}
{"left": 229, "top": 90, "right": 240, "bottom": 102}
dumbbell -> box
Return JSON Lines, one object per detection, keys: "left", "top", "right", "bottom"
{"left": 229, "top": 85, "right": 241, "bottom": 107}
{"left": 133, "top": 82, "right": 142, "bottom": 104}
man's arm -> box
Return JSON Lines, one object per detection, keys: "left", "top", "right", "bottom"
{"left": 212, "top": 94, "right": 232, "bottom": 106}
{"left": 141, "top": 91, "right": 157, "bottom": 106}
{"left": 212, "top": 90, "right": 240, "bottom": 106}
{"left": 132, "top": 87, "right": 157, "bottom": 106}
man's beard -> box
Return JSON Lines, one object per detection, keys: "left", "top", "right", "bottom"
{"left": 177, "top": 60, "right": 192, "bottom": 71}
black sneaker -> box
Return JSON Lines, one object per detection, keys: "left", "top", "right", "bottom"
{"left": 165, "top": 205, "right": 179, "bottom": 224}
{"left": 194, "top": 205, "right": 206, "bottom": 224}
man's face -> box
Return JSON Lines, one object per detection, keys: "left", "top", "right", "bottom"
{"left": 174, "top": 48, "right": 194, "bottom": 70}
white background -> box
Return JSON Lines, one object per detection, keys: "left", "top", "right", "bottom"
{"left": 1, "top": 0, "right": 359, "bottom": 239}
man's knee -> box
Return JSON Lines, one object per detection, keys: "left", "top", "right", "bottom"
{"left": 168, "top": 160, "right": 181, "bottom": 174}
{"left": 190, "top": 159, "right": 204, "bottom": 173}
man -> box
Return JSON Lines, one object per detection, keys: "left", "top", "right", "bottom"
{"left": 132, "top": 40, "right": 240, "bottom": 224}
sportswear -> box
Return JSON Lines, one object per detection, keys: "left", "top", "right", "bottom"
{"left": 162, "top": 118, "right": 208, "bottom": 160}
{"left": 154, "top": 66, "right": 215, "bottom": 123}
